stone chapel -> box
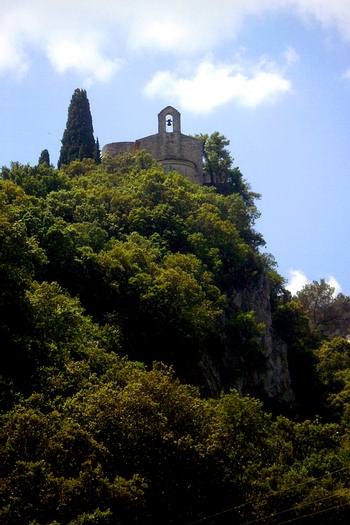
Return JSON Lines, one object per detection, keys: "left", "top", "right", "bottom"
{"left": 102, "top": 106, "right": 205, "bottom": 185}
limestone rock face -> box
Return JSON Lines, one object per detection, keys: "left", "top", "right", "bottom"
{"left": 197, "top": 273, "right": 294, "bottom": 406}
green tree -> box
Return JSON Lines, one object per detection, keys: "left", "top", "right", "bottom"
{"left": 296, "top": 279, "right": 350, "bottom": 338}
{"left": 38, "top": 149, "right": 50, "bottom": 166}
{"left": 58, "top": 89, "right": 96, "bottom": 168}
{"left": 1, "top": 161, "right": 68, "bottom": 197}
{"left": 95, "top": 137, "right": 101, "bottom": 164}
{"left": 316, "top": 337, "right": 350, "bottom": 421}
{"left": 196, "top": 131, "right": 258, "bottom": 205}
{"left": 198, "top": 132, "right": 231, "bottom": 185}
{"left": 0, "top": 156, "right": 270, "bottom": 397}
{"left": 3, "top": 156, "right": 350, "bottom": 524}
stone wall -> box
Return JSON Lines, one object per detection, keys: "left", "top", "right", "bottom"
{"left": 103, "top": 142, "right": 135, "bottom": 156}
{"left": 102, "top": 106, "right": 204, "bottom": 184}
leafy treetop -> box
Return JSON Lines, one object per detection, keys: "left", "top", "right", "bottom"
{"left": 197, "top": 131, "right": 259, "bottom": 206}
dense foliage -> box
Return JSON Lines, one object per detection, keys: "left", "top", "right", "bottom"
{"left": 58, "top": 89, "right": 98, "bottom": 168}
{"left": 196, "top": 132, "right": 258, "bottom": 204}
{"left": 1, "top": 154, "right": 350, "bottom": 524}
{"left": 296, "top": 279, "right": 350, "bottom": 338}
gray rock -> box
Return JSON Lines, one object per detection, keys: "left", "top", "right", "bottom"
{"left": 199, "top": 273, "right": 295, "bottom": 405}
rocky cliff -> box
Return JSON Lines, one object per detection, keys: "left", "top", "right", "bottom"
{"left": 197, "top": 272, "right": 295, "bottom": 405}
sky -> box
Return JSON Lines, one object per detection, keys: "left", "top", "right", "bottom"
{"left": 1, "top": 0, "right": 349, "bottom": 295}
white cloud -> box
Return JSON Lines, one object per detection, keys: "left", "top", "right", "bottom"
{"left": 144, "top": 59, "right": 291, "bottom": 112}
{"left": 292, "top": 0, "right": 350, "bottom": 40}
{"left": 284, "top": 46, "right": 300, "bottom": 67}
{"left": 1, "top": 1, "right": 350, "bottom": 81}
{"left": 286, "top": 270, "right": 342, "bottom": 297}
{"left": 0, "top": 34, "right": 28, "bottom": 78}
{"left": 326, "top": 276, "right": 342, "bottom": 296}
{"left": 0, "top": 1, "right": 122, "bottom": 82}
{"left": 47, "top": 38, "right": 121, "bottom": 84}
{"left": 286, "top": 269, "right": 309, "bottom": 295}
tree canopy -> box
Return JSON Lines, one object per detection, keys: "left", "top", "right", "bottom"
{"left": 197, "top": 131, "right": 259, "bottom": 206}
{"left": 1, "top": 153, "right": 350, "bottom": 524}
{"left": 296, "top": 279, "right": 350, "bottom": 338}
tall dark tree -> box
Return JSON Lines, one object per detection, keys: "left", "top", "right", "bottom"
{"left": 95, "top": 137, "right": 101, "bottom": 164}
{"left": 38, "top": 149, "right": 50, "bottom": 166}
{"left": 58, "top": 89, "right": 96, "bottom": 168}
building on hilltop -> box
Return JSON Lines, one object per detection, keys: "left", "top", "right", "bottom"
{"left": 102, "top": 106, "right": 206, "bottom": 185}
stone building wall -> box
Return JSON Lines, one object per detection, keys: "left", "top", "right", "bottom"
{"left": 102, "top": 106, "right": 205, "bottom": 184}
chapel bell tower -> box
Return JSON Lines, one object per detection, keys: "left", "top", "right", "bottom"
{"left": 158, "top": 106, "right": 181, "bottom": 134}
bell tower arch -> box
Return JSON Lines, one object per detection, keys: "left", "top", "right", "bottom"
{"left": 158, "top": 106, "right": 181, "bottom": 134}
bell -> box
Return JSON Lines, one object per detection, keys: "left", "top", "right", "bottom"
{"left": 166, "top": 118, "right": 173, "bottom": 127}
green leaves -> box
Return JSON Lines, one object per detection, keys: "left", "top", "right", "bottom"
{"left": 296, "top": 279, "right": 350, "bottom": 338}
{"left": 0, "top": 406, "right": 146, "bottom": 524}
{"left": 0, "top": 365, "right": 284, "bottom": 525}
{"left": 4, "top": 154, "right": 350, "bottom": 523}
{"left": 0, "top": 154, "right": 275, "bottom": 401}
{"left": 196, "top": 131, "right": 260, "bottom": 207}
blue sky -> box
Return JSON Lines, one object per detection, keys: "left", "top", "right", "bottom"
{"left": 1, "top": 1, "right": 350, "bottom": 295}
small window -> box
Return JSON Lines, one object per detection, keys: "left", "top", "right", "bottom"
{"left": 165, "top": 114, "right": 173, "bottom": 132}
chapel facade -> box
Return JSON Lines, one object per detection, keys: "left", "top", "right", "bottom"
{"left": 102, "top": 106, "right": 205, "bottom": 185}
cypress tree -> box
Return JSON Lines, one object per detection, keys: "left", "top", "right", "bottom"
{"left": 95, "top": 137, "right": 101, "bottom": 164}
{"left": 58, "top": 89, "right": 96, "bottom": 168}
{"left": 38, "top": 149, "right": 50, "bottom": 166}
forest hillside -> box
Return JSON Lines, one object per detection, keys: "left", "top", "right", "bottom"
{"left": 1, "top": 153, "right": 350, "bottom": 524}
